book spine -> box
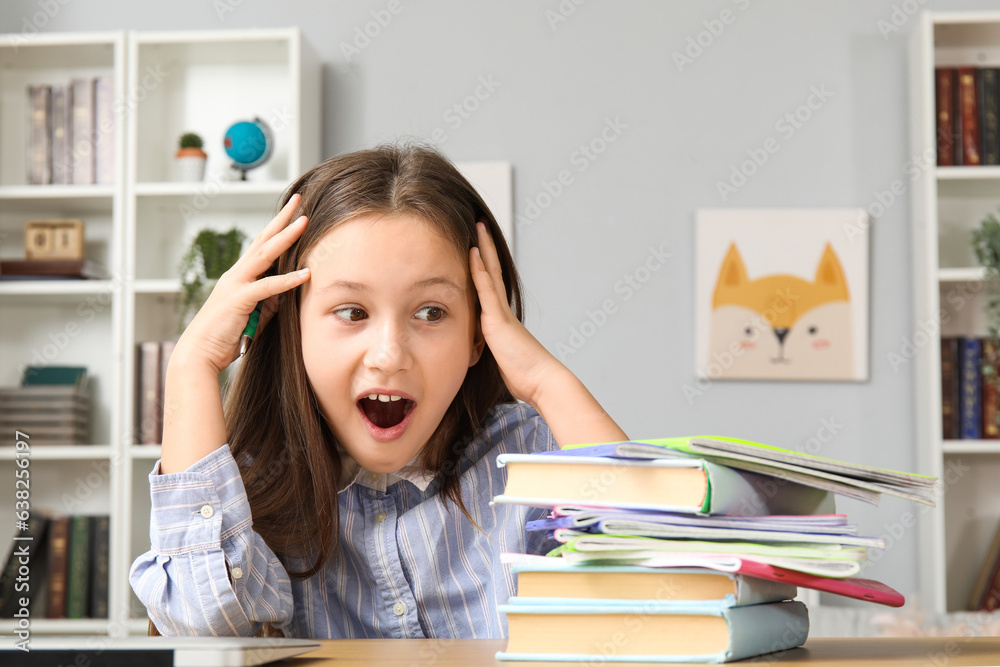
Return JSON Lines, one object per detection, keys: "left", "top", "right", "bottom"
{"left": 983, "top": 338, "right": 1000, "bottom": 439}
{"left": 66, "top": 514, "right": 91, "bottom": 618}
{"left": 941, "top": 337, "right": 960, "bottom": 440}
{"left": 26, "top": 84, "right": 52, "bottom": 185}
{"left": 94, "top": 76, "right": 115, "bottom": 185}
{"left": 960, "top": 337, "right": 983, "bottom": 439}
{"left": 136, "top": 342, "right": 162, "bottom": 445}
{"left": 981, "top": 68, "right": 1000, "bottom": 166}
{"left": 936, "top": 68, "right": 957, "bottom": 166}
{"left": 45, "top": 515, "right": 70, "bottom": 618}
{"left": 981, "top": 554, "right": 1000, "bottom": 612}
{"left": 958, "top": 67, "right": 981, "bottom": 166}
{"left": 51, "top": 84, "right": 72, "bottom": 185}
{"left": 0, "top": 511, "right": 49, "bottom": 615}
{"left": 970, "top": 518, "right": 1000, "bottom": 610}
{"left": 70, "top": 77, "right": 96, "bottom": 185}
{"left": 88, "top": 515, "right": 109, "bottom": 618}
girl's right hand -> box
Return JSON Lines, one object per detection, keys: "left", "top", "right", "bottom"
{"left": 172, "top": 193, "right": 311, "bottom": 374}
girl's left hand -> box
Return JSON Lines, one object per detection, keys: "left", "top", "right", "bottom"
{"left": 469, "top": 222, "right": 562, "bottom": 408}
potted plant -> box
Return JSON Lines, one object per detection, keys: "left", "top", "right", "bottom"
{"left": 972, "top": 209, "right": 1000, "bottom": 341}
{"left": 176, "top": 227, "right": 247, "bottom": 333}
{"left": 175, "top": 132, "right": 207, "bottom": 181}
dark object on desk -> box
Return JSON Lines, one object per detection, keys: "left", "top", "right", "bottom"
{"left": 0, "top": 636, "right": 321, "bottom": 666}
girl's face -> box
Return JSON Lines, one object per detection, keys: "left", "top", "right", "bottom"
{"left": 298, "top": 213, "right": 485, "bottom": 474}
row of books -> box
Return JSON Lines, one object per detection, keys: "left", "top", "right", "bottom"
{"left": 0, "top": 511, "right": 109, "bottom": 619}
{"left": 941, "top": 336, "right": 1000, "bottom": 440}
{"left": 935, "top": 66, "right": 1000, "bottom": 166}
{"left": 492, "top": 436, "right": 935, "bottom": 662}
{"left": 26, "top": 76, "right": 115, "bottom": 186}
{"left": 135, "top": 340, "right": 176, "bottom": 445}
{"left": 0, "top": 366, "right": 89, "bottom": 446}
{"left": 970, "top": 516, "right": 1000, "bottom": 612}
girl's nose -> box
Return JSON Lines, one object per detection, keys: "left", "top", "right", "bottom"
{"left": 363, "top": 319, "right": 412, "bottom": 374}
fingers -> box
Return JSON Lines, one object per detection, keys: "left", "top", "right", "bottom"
{"left": 471, "top": 222, "right": 511, "bottom": 311}
{"left": 247, "top": 266, "right": 311, "bottom": 305}
{"left": 238, "top": 193, "right": 308, "bottom": 276}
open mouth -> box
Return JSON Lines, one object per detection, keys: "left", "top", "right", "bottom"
{"left": 358, "top": 394, "right": 416, "bottom": 429}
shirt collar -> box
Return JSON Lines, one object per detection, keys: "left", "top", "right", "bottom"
{"left": 337, "top": 448, "right": 437, "bottom": 493}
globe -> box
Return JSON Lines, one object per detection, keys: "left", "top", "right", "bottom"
{"left": 223, "top": 118, "right": 273, "bottom": 179}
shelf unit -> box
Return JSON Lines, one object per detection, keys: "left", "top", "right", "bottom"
{"left": 910, "top": 11, "right": 1000, "bottom": 615}
{"left": 0, "top": 27, "right": 320, "bottom": 637}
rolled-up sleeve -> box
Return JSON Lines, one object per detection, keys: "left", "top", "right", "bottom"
{"left": 129, "top": 444, "right": 294, "bottom": 636}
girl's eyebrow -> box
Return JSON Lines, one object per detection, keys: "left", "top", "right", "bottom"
{"left": 316, "top": 277, "right": 464, "bottom": 295}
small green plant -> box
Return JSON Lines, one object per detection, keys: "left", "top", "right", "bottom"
{"left": 178, "top": 132, "right": 204, "bottom": 150}
{"left": 177, "top": 228, "right": 246, "bottom": 333}
{"left": 972, "top": 210, "right": 1000, "bottom": 341}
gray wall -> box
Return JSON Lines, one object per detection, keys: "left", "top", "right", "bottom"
{"left": 6, "top": 0, "right": 995, "bottom": 607}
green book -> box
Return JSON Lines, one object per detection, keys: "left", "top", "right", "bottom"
{"left": 65, "top": 515, "right": 91, "bottom": 619}
{"left": 21, "top": 366, "right": 87, "bottom": 387}
{"left": 88, "top": 515, "right": 109, "bottom": 619}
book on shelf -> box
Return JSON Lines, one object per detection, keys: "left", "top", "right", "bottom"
{"left": 0, "top": 367, "right": 89, "bottom": 446}
{"left": 934, "top": 66, "right": 1000, "bottom": 167}
{"left": 969, "top": 516, "right": 1000, "bottom": 611}
{"left": 936, "top": 68, "right": 957, "bottom": 166}
{"left": 0, "top": 512, "right": 109, "bottom": 620}
{"left": 45, "top": 515, "right": 70, "bottom": 618}
{"left": 981, "top": 68, "right": 1000, "bottom": 166}
{"left": 22, "top": 75, "right": 114, "bottom": 186}
{"left": 940, "top": 336, "right": 1000, "bottom": 440}
{"left": 26, "top": 84, "right": 52, "bottom": 185}
{"left": 0, "top": 511, "right": 50, "bottom": 616}
{"left": 135, "top": 340, "right": 176, "bottom": 445}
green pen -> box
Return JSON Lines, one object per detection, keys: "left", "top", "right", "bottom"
{"left": 239, "top": 301, "right": 263, "bottom": 358}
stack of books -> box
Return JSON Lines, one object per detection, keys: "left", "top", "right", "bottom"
{"left": 493, "top": 435, "right": 938, "bottom": 663}
{"left": 0, "top": 366, "right": 89, "bottom": 446}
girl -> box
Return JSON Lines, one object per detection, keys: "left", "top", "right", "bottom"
{"left": 130, "top": 143, "right": 627, "bottom": 639}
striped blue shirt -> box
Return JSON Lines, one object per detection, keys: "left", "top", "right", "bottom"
{"left": 129, "top": 402, "right": 558, "bottom": 638}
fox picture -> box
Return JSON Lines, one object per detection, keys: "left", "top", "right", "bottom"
{"left": 709, "top": 241, "right": 855, "bottom": 380}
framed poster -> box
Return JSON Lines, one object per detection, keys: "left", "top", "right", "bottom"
{"left": 695, "top": 209, "right": 870, "bottom": 382}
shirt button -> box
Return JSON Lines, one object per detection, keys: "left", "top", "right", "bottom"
{"left": 392, "top": 601, "right": 406, "bottom": 616}
{"left": 231, "top": 567, "right": 243, "bottom": 580}
{"left": 374, "top": 512, "right": 387, "bottom": 523}
{"left": 199, "top": 505, "right": 214, "bottom": 518}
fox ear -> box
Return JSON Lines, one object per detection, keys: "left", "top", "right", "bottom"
{"left": 713, "top": 242, "right": 748, "bottom": 307}
{"left": 814, "top": 242, "right": 850, "bottom": 299}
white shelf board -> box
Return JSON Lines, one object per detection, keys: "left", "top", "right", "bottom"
{"left": 0, "top": 618, "right": 112, "bottom": 635}
{"left": 0, "top": 280, "right": 117, "bottom": 297}
{"left": 0, "top": 185, "right": 115, "bottom": 213}
{"left": 938, "top": 267, "right": 986, "bottom": 282}
{"left": 942, "top": 440, "right": 1000, "bottom": 454}
{"left": 0, "top": 445, "right": 113, "bottom": 461}
{"left": 937, "top": 166, "right": 1000, "bottom": 180}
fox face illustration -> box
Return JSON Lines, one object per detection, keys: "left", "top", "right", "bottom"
{"left": 709, "top": 242, "right": 854, "bottom": 380}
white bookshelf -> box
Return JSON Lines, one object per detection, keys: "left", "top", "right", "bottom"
{"left": 910, "top": 11, "right": 1000, "bottom": 615}
{"left": 0, "top": 27, "right": 320, "bottom": 637}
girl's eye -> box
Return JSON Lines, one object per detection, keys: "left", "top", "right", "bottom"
{"left": 416, "top": 306, "right": 445, "bottom": 322}
{"left": 333, "top": 307, "right": 367, "bottom": 322}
